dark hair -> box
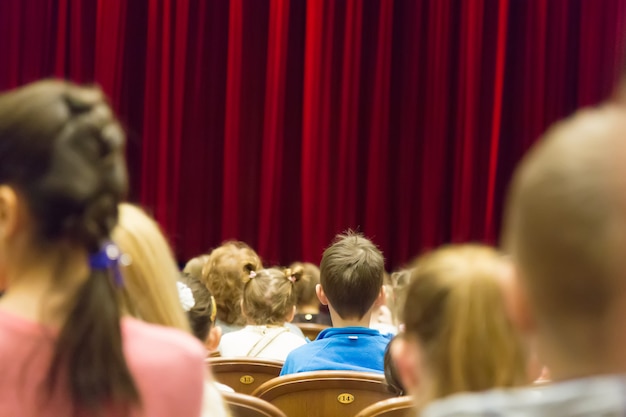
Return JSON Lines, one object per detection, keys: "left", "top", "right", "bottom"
{"left": 319, "top": 232, "right": 384, "bottom": 319}
{"left": 384, "top": 336, "right": 405, "bottom": 395}
{"left": 0, "top": 81, "right": 137, "bottom": 412}
{"left": 241, "top": 266, "right": 303, "bottom": 326}
{"left": 182, "top": 270, "right": 217, "bottom": 342}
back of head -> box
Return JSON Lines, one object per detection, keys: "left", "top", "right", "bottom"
{"left": 320, "top": 232, "right": 384, "bottom": 320}
{"left": 113, "top": 203, "right": 190, "bottom": 331}
{"left": 183, "top": 272, "right": 217, "bottom": 342}
{"left": 202, "top": 241, "right": 262, "bottom": 325}
{"left": 183, "top": 254, "right": 209, "bottom": 281}
{"left": 403, "top": 245, "right": 526, "bottom": 400}
{"left": 503, "top": 105, "right": 626, "bottom": 357}
{"left": 290, "top": 262, "right": 320, "bottom": 308}
{"left": 0, "top": 81, "right": 135, "bottom": 411}
{"left": 242, "top": 266, "right": 302, "bottom": 325}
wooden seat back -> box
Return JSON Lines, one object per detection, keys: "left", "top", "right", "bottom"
{"left": 222, "top": 391, "right": 288, "bottom": 417}
{"left": 252, "top": 371, "right": 396, "bottom": 417}
{"left": 354, "top": 396, "right": 416, "bottom": 417}
{"left": 207, "top": 357, "right": 284, "bottom": 395}
{"left": 294, "top": 322, "right": 330, "bottom": 340}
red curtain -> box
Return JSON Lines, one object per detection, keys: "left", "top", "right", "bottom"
{"left": 1, "top": 0, "right": 625, "bottom": 269}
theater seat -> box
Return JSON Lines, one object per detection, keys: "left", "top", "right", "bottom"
{"left": 252, "top": 371, "right": 397, "bottom": 417}
{"left": 294, "top": 322, "right": 329, "bottom": 340}
{"left": 222, "top": 391, "right": 288, "bottom": 417}
{"left": 207, "top": 357, "right": 284, "bottom": 395}
{"left": 354, "top": 396, "right": 416, "bottom": 417}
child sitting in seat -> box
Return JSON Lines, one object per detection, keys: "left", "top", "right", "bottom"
{"left": 218, "top": 266, "right": 307, "bottom": 361}
{"left": 281, "top": 232, "right": 392, "bottom": 375}
{"left": 291, "top": 262, "right": 332, "bottom": 326}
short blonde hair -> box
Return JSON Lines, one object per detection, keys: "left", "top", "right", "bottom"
{"left": 504, "top": 106, "right": 626, "bottom": 341}
{"left": 403, "top": 245, "right": 526, "bottom": 400}
{"left": 202, "top": 241, "right": 262, "bottom": 325}
{"left": 113, "top": 203, "right": 190, "bottom": 332}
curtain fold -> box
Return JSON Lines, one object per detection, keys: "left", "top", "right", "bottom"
{"left": 2, "top": 0, "right": 625, "bottom": 269}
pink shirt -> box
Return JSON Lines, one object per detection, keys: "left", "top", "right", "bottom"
{"left": 0, "top": 309, "right": 205, "bottom": 417}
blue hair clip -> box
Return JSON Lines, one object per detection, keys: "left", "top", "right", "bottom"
{"left": 89, "top": 241, "right": 128, "bottom": 286}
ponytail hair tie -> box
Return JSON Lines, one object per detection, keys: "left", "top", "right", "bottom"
{"left": 89, "top": 241, "right": 130, "bottom": 286}
{"left": 287, "top": 275, "right": 296, "bottom": 283}
{"left": 249, "top": 271, "right": 257, "bottom": 279}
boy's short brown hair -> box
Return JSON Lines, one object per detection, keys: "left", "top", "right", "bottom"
{"left": 319, "top": 232, "right": 384, "bottom": 319}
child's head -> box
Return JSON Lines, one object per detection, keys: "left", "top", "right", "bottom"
{"left": 183, "top": 254, "right": 209, "bottom": 281}
{"left": 394, "top": 244, "right": 526, "bottom": 401}
{"left": 241, "top": 266, "right": 303, "bottom": 326}
{"left": 183, "top": 272, "right": 221, "bottom": 352}
{"left": 0, "top": 80, "right": 136, "bottom": 411}
{"left": 290, "top": 262, "right": 321, "bottom": 310}
{"left": 202, "top": 241, "right": 262, "bottom": 326}
{"left": 319, "top": 232, "right": 384, "bottom": 320}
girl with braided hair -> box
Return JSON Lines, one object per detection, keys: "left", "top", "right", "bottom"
{"left": 218, "top": 266, "right": 306, "bottom": 361}
{"left": 0, "top": 80, "right": 205, "bottom": 417}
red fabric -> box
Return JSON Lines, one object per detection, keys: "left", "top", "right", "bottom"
{"left": 1, "top": 0, "right": 625, "bottom": 269}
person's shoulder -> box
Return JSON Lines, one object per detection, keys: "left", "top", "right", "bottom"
{"left": 122, "top": 317, "right": 205, "bottom": 366}
{"left": 421, "top": 389, "right": 513, "bottom": 417}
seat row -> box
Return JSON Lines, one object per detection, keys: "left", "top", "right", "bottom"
{"left": 208, "top": 357, "right": 414, "bottom": 417}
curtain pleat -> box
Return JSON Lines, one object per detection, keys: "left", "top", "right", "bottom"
{"left": 1, "top": 0, "right": 624, "bottom": 269}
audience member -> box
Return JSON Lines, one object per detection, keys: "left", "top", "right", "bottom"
{"left": 113, "top": 203, "right": 191, "bottom": 331}
{"left": 422, "top": 105, "right": 626, "bottom": 417}
{"left": 182, "top": 255, "right": 222, "bottom": 355}
{"left": 385, "top": 335, "right": 406, "bottom": 396}
{"left": 392, "top": 245, "right": 526, "bottom": 408}
{"left": 281, "top": 232, "right": 392, "bottom": 375}
{"left": 202, "top": 242, "right": 305, "bottom": 338}
{"left": 370, "top": 272, "right": 398, "bottom": 335}
{"left": 219, "top": 266, "right": 306, "bottom": 360}
{"left": 201, "top": 241, "right": 263, "bottom": 333}
{"left": 0, "top": 80, "right": 205, "bottom": 417}
{"left": 291, "top": 261, "right": 332, "bottom": 326}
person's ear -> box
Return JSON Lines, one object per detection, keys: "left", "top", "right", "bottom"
{"left": 206, "top": 326, "right": 222, "bottom": 352}
{"left": 285, "top": 305, "right": 296, "bottom": 323}
{"left": 316, "top": 284, "right": 329, "bottom": 306}
{"left": 0, "top": 186, "right": 20, "bottom": 242}
{"left": 390, "top": 337, "right": 421, "bottom": 396}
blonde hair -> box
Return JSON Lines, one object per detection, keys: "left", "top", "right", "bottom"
{"left": 503, "top": 106, "right": 626, "bottom": 353}
{"left": 242, "top": 267, "right": 303, "bottom": 325}
{"left": 113, "top": 203, "right": 190, "bottom": 332}
{"left": 290, "top": 262, "right": 320, "bottom": 308}
{"left": 403, "top": 245, "right": 526, "bottom": 401}
{"left": 202, "top": 241, "right": 262, "bottom": 325}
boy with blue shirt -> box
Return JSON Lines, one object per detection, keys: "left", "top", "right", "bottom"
{"left": 280, "top": 232, "right": 391, "bottom": 375}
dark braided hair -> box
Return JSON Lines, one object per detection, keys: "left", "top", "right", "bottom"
{"left": 0, "top": 80, "right": 139, "bottom": 414}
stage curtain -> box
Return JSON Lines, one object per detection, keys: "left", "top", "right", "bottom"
{"left": 1, "top": 0, "right": 624, "bottom": 269}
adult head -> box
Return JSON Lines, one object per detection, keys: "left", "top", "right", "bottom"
{"left": 502, "top": 104, "right": 626, "bottom": 379}
{"left": 201, "top": 241, "right": 262, "bottom": 326}
{"left": 0, "top": 80, "right": 136, "bottom": 411}
{"left": 112, "top": 203, "right": 190, "bottom": 331}
{"left": 317, "top": 231, "right": 385, "bottom": 325}
{"left": 393, "top": 245, "right": 526, "bottom": 401}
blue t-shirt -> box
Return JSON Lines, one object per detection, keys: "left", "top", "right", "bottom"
{"left": 280, "top": 326, "right": 391, "bottom": 375}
